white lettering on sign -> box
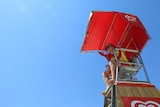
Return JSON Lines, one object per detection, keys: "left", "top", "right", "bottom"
{"left": 125, "top": 15, "right": 137, "bottom": 22}
{"left": 131, "top": 100, "right": 160, "bottom": 107}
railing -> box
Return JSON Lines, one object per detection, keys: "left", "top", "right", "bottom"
{"left": 113, "top": 48, "right": 150, "bottom": 83}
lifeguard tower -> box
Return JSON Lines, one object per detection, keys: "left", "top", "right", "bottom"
{"left": 81, "top": 11, "right": 160, "bottom": 107}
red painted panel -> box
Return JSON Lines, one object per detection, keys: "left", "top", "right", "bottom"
{"left": 117, "top": 82, "right": 155, "bottom": 87}
{"left": 121, "top": 97, "right": 160, "bottom": 107}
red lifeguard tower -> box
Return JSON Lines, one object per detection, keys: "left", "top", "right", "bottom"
{"left": 81, "top": 11, "right": 160, "bottom": 107}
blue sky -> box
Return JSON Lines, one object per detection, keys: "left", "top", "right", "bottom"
{"left": 0, "top": 0, "right": 160, "bottom": 107}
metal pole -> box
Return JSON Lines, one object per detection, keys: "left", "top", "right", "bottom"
{"left": 138, "top": 55, "right": 150, "bottom": 83}
{"left": 111, "top": 85, "right": 116, "bottom": 107}
{"left": 113, "top": 49, "right": 119, "bottom": 82}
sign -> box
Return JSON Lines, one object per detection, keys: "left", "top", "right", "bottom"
{"left": 125, "top": 15, "right": 137, "bottom": 22}
{"left": 121, "top": 97, "right": 160, "bottom": 107}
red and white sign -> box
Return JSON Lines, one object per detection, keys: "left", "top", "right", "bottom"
{"left": 125, "top": 15, "right": 137, "bottom": 22}
{"left": 121, "top": 97, "right": 160, "bottom": 107}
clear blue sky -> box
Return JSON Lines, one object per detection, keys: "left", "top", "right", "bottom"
{"left": 0, "top": 0, "right": 160, "bottom": 107}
